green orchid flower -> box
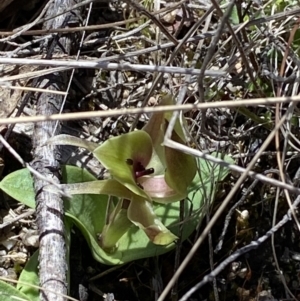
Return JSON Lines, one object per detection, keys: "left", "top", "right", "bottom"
{"left": 47, "top": 95, "right": 197, "bottom": 252}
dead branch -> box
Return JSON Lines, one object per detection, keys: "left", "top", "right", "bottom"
{"left": 30, "top": 0, "right": 80, "bottom": 300}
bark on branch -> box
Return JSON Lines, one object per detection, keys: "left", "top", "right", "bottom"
{"left": 31, "top": 1, "right": 79, "bottom": 300}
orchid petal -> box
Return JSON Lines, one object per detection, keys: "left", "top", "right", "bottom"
{"left": 99, "top": 199, "right": 132, "bottom": 252}
{"left": 53, "top": 179, "right": 138, "bottom": 200}
{"left": 137, "top": 175, "right": 184, "bottom": 203}
{"left": 142, "top": 110, "right": 165, "bottom": 173}
{"left": 46, "top": 134, "right": 99, "bottom": 152}
{"left": 93, "top": 131, "right": 153, "bottom": 200}
{"left": 143, "top": 94, "right": 197, "bottom": 195}
{"left": 164, "top": 129, "right": 197, "bottom": 195}
{"left": 127, "top": 198, "right": 178, "bottom": 245}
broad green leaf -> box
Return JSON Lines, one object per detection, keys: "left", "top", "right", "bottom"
{"left": 0, "top": 168, "right": 35, "bottom": 208}
{"left": 188, "top": 153, "right": 230, "bottom": 193}
{"left": 0, "top": 153, "right": 233, "bottom": 265}
{"left": 65, "top": 213, "right": 123, "bottom": 265}
{"left": 93, "top": 131, "right": 152, "bottom": 200}
{"left": 17, "top": 250, "right": 39, "bottom": 301}
{"left": 62, "top": 166, "right": 109, "bottom": 251}
{"left": 61, "top": 166, "right": 124, "bottom": 264}
{"left": 0, "top": 280, "right": 30, "bottom": 301}
{"left": 229, "top": 5, "right": 239, "bottom": 25}
{"left": 63, "top": 154, "right": 233, "bottom": 264}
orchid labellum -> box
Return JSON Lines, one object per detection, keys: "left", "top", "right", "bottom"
{"left": 47, "top": 96, "right": 197, "bottom": 252}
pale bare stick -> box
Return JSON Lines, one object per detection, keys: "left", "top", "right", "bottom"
{"left": 0, "top": 95, "right": 299, "bottom": 126}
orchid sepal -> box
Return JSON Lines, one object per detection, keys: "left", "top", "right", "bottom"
{"left": 143, "top": 95, "right": 197, "bottom": 197}
{"left": 46, "top": 134, "right": 99, "bottom": 152}
{"left": 98, "top": 199, "right": 133, "bottom": 252}
{"left": 127, "top": 198, "right": 178, "bottom": 245}
{"left": 49, "top": 179, "right": 138, "bottom": 201}
{"left": 49, "top": 179, "right": 178, "bottom": 247}
{"left": 137, "top": 175, "right": 185, "bottom": 203}
{"left": 92, "top": 131, "right": 153, "bottom": 201}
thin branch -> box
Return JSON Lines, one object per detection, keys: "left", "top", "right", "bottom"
{"left": 0, "top": 57, "right": 226, "bottom": 77}
{"left": 0, "top": 95, "right": 300, "bottom": 126}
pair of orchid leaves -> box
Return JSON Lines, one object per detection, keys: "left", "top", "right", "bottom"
{"left": 48, "top": 96, "right": 197, "bottom": 252}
